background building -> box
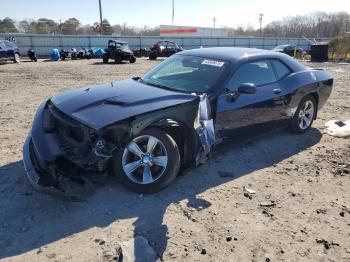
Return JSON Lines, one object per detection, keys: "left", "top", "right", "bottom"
{"left": 160, "top": 25, "right": 232, "bottom": 37}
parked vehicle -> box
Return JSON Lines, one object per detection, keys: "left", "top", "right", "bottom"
{"left": 70, "top": 48, "right": 78, "bottom": 60}
{"left": 148, "top": 40, "right": 184, "bottom": 60}
{"left": 27, "top": 49, "right": 37, "bottom": 62}
{"left": 78, "top": 48, "right": 93, "bottom": 59}
{"left": 23, "top": 47, "right": 333, "bottom": 196}
{"left": 272, "top": 44, "right": 303, "bottom": 57}
{"left": 59, "top": 49, "right": 69, "bottom": 60}
{"left": 102, "top": 40, "right": 136, "bottom": 64}
{"left": 0, "top": 40, "right": 20, "bottom": 63}
{"left": 132, "top": 48, "right": 150, "bottom": 58}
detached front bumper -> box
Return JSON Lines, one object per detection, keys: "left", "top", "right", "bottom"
{"left": 23, "top": 135, "right": 64, "bottom": 197}
{"left": 22, "top": 102, "right": 78, "bottom": 199}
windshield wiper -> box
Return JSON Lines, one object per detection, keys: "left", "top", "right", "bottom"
{"left": 138, "top": 78, "right": 175, "bottom": 91}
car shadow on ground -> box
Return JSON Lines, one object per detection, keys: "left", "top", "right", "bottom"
{"left": 0, "top": 128, "right": 322, "bottom": 260}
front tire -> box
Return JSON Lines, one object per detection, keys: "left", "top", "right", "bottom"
{"left": 290, "top": 95, "right": 317, "bottom": 133}
{"left": 113, "top": 128, "right": 180, "bottom": 193}
{"left": 102, "top": 53, "right": 109, "bottom": 63}
{"left": 13, "top": 53, "right": 20, "bottom": 63}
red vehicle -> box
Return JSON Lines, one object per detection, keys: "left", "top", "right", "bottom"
{"left": 148, "top": 40, "right": 184, "bottom": 60}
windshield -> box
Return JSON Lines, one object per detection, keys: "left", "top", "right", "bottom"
{"left": 273, "top": 45, "right": 286, "bottom": 50}
{"left": 117, "top": 43, "right": 130, "bottom": 49}
{"left": 141, "top": 54, "right": 228, "bottom": 93}
{"left": 110, "top": 42, "right": 130, "bottom": 50}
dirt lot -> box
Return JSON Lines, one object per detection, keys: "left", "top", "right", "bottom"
{"left": 0, "top": 58, "right": 349, "bottom": 262}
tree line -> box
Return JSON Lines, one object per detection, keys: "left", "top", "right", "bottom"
{"left": 0, "top": 11, "right": 349, "bottom": 37}
{"left": 0, "top": 17, "right": 159, "bottom": 36}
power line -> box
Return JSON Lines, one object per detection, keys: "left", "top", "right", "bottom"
{"left": 212, "top": 17, "right": 216, "bottom": 28}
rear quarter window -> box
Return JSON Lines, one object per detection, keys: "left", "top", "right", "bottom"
{"left": 271, "top": 60, "right": 290, "bottom": 80}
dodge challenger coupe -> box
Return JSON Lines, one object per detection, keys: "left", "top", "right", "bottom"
{"left": 23, "top": 47, "right": 333, "bottom": 196}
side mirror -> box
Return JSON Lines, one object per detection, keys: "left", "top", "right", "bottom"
{"left": 237, "top": 83, "right": 257, "bottom": 94}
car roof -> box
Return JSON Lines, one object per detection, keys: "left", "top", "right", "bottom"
{"left": 109, "top": 40, "right": 127, "bottom": 44}
{"left": 276, "top": 44, "right": 293, "bottom": 47}
{"left": 158, "top": 40, "right": 175, "bottom": 43}
{"left": 178, "top": 47, "right": 306, "bottom": 71}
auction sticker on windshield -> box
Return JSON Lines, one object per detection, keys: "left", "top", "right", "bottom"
{"left": 201, "top": 59, "right": 225, "bottom": 67}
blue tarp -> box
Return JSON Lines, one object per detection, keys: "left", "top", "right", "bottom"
{"left": 91, "top": 47, "right": 104, "bottom": 57}
{"left": 50, "top": 49, "right": 60, "bottom": 61}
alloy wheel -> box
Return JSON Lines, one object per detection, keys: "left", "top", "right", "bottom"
{"left": 298, "top": 100, "right": 314, "bottom": 130}
{"left": 122, "top": 135, "right": 168, "bottom": 185}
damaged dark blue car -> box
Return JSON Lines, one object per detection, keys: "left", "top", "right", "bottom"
{"left": 23, "top": 47, "right": 333, "bottom": 196}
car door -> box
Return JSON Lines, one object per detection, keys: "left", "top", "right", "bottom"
{"left": 214, "top": 59, "right": 287, "bottom": 149}
{"left": 0, "top": 41, "right": 7, "bottom": 60}
{"left": 4, "top": 41, "right": 15, "bottom": 59}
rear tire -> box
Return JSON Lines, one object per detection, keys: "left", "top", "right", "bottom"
{"left": 113, "top": 127, "right": 180, "bottom": 193}
{"left": 13, "top": 53, "right": 20, "bottom": 63}
{"left": 290, "top": 95, "right": 317, "bottom": 133}
{"left": 129, "top": 56, "right": 136, "bottom": 64}
{"left": 148, "top": 51, "right": 157, "bottom": 60}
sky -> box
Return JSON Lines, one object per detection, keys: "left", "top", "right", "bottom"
{"left": 1, "top": 0, "right": 350, "bottom": 29}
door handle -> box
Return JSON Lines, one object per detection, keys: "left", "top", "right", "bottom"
{"left": 273, "top": 89, "right": 282, "bottom": 94}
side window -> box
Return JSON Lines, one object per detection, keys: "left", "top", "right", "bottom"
{"left": 4, "top": 41, "right": 16, "bottom": 48}
{"left": 271, "top": 60, "right": 290, "bottom": 80}
{"left": 226, "top": 60, "right": 276, "bottom": 91}
{"left": 166, "top": 42, "right": 176, "bottom": 50}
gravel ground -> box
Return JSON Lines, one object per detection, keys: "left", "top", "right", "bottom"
{"left": 0, "top": 58, "right": 349, "bottom": 262}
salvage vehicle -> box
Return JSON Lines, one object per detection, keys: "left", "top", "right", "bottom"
{"left": 102, "top": 40, "right": 136, "bottom": 64}
{"left": 132, "top": 47, "right": 150, "bottom": 58}
{"left": 70, "top": 48, "right": 78, "bottom": 60}
{"left": 27, "top": 48, "right": 37, "bottom": 62}
{"left": 59, "top": 49, "right": 69, "bottom": 60}
{"left": 272, "top": 44, "right": 303, "bottom": 57}
{"left": 0, "top": 40, "right": 20, "bottom": 63}
{"left": 148, "top": 40, "right": 184, "bottom": 60}
{"left": 23, "top": 47, "right": 333, "bottom": 197}
{"left": 77, "top": 48, "right": 93, "bottom": 59}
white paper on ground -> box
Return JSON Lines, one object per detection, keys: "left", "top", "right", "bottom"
{"left": 324, "top": 120, "right": 350, "bottom": 137}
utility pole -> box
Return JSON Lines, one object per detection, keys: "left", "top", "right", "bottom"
{"left": 99, "top": 0, "right": 103, "bottom": 35}
{"left": 172, "top": 0, "right": 175, "bottom": 25}
{"left": 212, "top": 17, "right": 216, "bottom": 28}
{"left": 258, "top": 13, "right": 264, "bottom": 36}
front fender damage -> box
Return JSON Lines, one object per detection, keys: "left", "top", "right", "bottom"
{"left": 23, "top": 94, "right": 216, "bottom": 199}
{"left": 194, "top": 94, "right": 216, "bottom": 164}
{"left": 129, "top": 93, "right": 216, "bottom": 166}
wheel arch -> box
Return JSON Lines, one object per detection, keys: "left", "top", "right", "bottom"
{"left": 308, "top": 92, "right": 319, "bottom": 119}
{"left": 146, "top": 118, "right": 198, "bottom": 167}
{"left": 126, "top": 102, "right": 200, "bottom": 166}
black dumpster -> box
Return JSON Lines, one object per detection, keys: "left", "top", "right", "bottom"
{"left": 310, "top": 44, "right": 328, "bottom": 62}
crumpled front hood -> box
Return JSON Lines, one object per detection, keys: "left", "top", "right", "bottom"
{"left": 50, "top": 79, "right": 197, "bottom": 129}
